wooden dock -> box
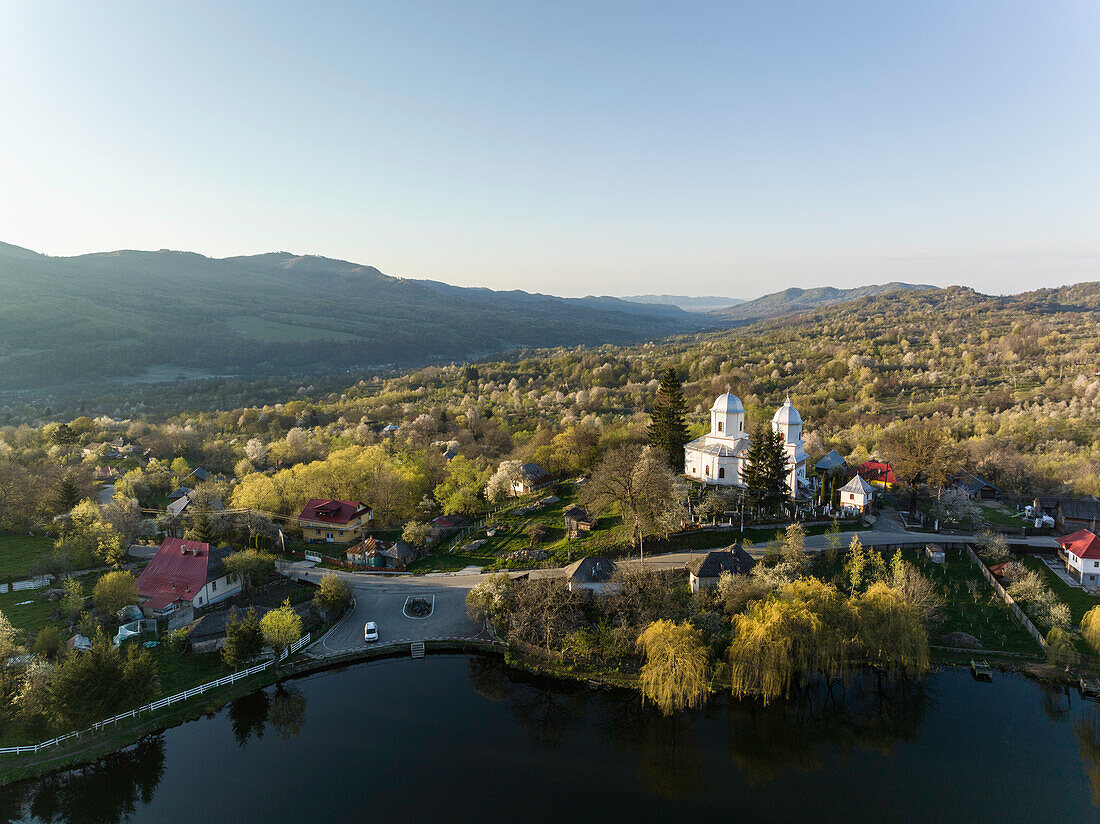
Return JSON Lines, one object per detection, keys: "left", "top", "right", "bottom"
{"left": 971, "top": 659, "right": 994, "bottom": 682}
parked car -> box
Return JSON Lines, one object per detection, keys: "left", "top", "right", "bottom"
{"left": 364, "top": 621, "right": 378, "bottom": 643}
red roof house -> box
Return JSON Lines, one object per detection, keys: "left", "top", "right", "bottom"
{"left": 855, "top": 461, "right": 896, "bottom": 487}
{"left": 1058, "top": 530, "right": 1100, "bottom": 586}
{"left": 136, "top": 538, "right": 240, "bottom": 621}
{"left": 297, "top": 499, "right": 373, "bottom": 543}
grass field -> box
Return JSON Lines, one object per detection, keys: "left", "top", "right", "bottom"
{"left": 0, "top": 534, "right": 57, "bottom": 580}
{"left": 1017, "top": 554, "right": 1100, "bottom": 626}
{"left": 228, "top": 315, "right": 365, "bottom": 343}
{"left": 979, "top": 503, "right": 1025, "bottom": 528}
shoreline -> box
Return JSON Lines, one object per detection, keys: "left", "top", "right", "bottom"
{"left": 0, "top": 637, "right": 1082, "bottom": 787}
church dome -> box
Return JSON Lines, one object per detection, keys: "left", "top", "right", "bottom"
{"left": 711, "top": 393, "right": 745, "bottom": 414}
{"left": 772, "top": 396, "right": 802, "bottom": 425}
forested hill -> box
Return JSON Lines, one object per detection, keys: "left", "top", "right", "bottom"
{"left": 0, "top": 242, "right": 706, "bottom": 392}
{"left": 709, "top": 282, "right": 933, "bottom": 321}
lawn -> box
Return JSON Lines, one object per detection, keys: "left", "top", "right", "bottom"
{"left": 1017, "top": 554, "right": 1100, "bottom": 626}
{"left": 812, "top": 545, "right": 1039, "bottom": 655}
{"left": 0, "top": 534, "right": 57, "bottom": 581}
{"left": 0, "top": 585, "right": 57, "bottom": 635}
{"left": 979, "top": 503, "right": 1025, "bottom": 528}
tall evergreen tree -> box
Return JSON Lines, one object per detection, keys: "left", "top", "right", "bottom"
{"left": 743, "top": 424, "right": 790, "bottom": 516}
{"left": 647, "top": 367, "right": 689, "bottom": 469}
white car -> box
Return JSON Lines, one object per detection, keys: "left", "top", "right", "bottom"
{"left": 364, "top": 621, "right": 378, "bottom": 643}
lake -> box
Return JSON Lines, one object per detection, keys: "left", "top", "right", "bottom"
{"left": 2, "top": 654, "right": 1099, "bottom": 823}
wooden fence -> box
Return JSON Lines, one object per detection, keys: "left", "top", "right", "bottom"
{"left": 965, "top": 546, "right": 1048, "bottom": 651}
{"left": 0, "top": 632, "right": 310, "bottom": 757}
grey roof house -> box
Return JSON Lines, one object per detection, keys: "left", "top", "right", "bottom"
{"left": 687, "top": 547, "right": 755, "bottom": 592}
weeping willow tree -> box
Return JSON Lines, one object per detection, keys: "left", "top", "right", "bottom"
{"left": 852, "top": 582, "right": 929, "bottom": 672}
{"left": 728, "top": 578, "right": 856, "bottom": 705}
{"left": 636, "top": 620, "right": 712, "bottom": 715}
{"left": 1081, "top": 606, "right": 1100, "bottom": 657}
{"left": 728, "top": 578, "right": 930, "bottom": 705}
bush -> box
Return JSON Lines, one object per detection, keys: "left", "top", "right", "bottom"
{"left": 313, "top": 572, "right": 352, "bottom": 614}
{"left": 32, "top": 626, "right": 63, "bottom": 659}
{"left": 164, "top": 628, "right": 190, "bottom": 653}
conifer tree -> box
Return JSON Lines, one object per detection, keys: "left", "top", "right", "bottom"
{"left": 743, "top": 424, "right": 789, "bottom": 516}
{"left": 647, "top": 367, "right": 689, "bottom": 469}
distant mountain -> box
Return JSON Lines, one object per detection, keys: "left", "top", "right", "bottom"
{"left": 709, "top": 282, "right": 935, "bottom": 321}
{"left": 622, "top": 294, "right": 747, "bottom": 312}
{"left": 0, "top": 242, "right": 708, "bottom": 393}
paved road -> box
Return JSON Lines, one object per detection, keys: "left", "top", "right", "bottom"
{"left": 294, "top": 569, "right": 484, "bottom": 653}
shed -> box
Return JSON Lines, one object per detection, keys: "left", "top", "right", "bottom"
{"left": 954, "top": 472, "right": 1001, "bottom": 500}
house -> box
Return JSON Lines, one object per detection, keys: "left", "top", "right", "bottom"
{"left": 66, "top": 634, "right": 93, "bottom": 653}
{"left": 1058, "top": 530, "right": 1100, "bottom": 587}
{"left": 167, "top": 486, "right": 193, "bottom": 501}
{"left": 683, "top": 393, "right": 809, "bottom": 499}
{"left": 563, "top": 504, "right": 597, "bottom": 538}
{"left": 687, "top": 547, "right": 756, "bottom": 592}
{"left": 136, "top": 538, "right": 242, "bottom": 628}
{"left": 855, "top": 461, "right": 895, "bottom": 488}
{"left": 511, "top": 463, "right": 555, "bottom": 496}
{"left": 562, "top": 556, "right": 617, "bottom": 594}
{"left": 298, "top": 499, "right": 373, "bottom": 543}
{"left": 1035, "top": 497, "right": 1100, "bottom": 533}
{"left": 814, "top": 450, "right": 847, "bottom": 474}
{"left": 839, "top": 475, "right": 875, "bottom": 514}
{"left": 954, "top": 472, "right": 1000, "bottom": 500}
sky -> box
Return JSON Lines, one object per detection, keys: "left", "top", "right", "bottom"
{"left": 1, "top": 1, "right": 1099, "bottom": 299}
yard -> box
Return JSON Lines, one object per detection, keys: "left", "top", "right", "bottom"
{"left": 0, "top": 534, "right": 58, "bottom": 581}
{"left": 979, "top": 502, "right": 1025, "bottom": 528}
{"left": 1017, "top": 554, "right": 1100, "bottom": 626}
{"left": 409, "top": 482, "right": 839, "bottom": 573}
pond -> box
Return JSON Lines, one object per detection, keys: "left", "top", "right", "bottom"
{"left": 2, "top": 655, "right": 1099, "bottom": 823}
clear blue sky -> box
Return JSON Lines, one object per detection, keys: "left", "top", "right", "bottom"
{"left": 1, "top": 1, "right": 1098, "bottom": 298}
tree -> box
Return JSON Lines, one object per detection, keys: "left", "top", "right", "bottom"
{"left": 852, "top": 582, "right": 929, "bottom": 672}
{"left": 485, "top": 460, "right": 525, "bottom": 505}
{"left": 466, "top": 572, "right": 513, "bottom": 631}
{"left": 1081, "top": 606, "right": 1100, "bottom": 657}
{"left": 581, "top": 444, "right": 679, "bottom": 561}
{"left": 223, "top": 607, "right": 264, "bottom": 668}
{"left": 61, "top": 577, "right": 86, "bottom": 621}
{"left": 224, "top": 548, "right": 276, "bottom": 589}
{"left": 742, "top": 425, "right": 789, "bottom": 517}
{"left": 184, "top": 505, "right": 213, "bottom": 543}
{"left": 434, "top": 456, "right": 491, "bottom": 516}
{"left": 636, "top": 620, "right": 712, "bottom": 714}
{"left": 261, "top": 600, "right": 303, "bottom": 666}
{"left": 47, "top": 631, "right": 158, "bottom": 728}
{"left": 647, "top": 367, "right": 689, "bottom": 469}
{"left": 313, "top": 572, "right": 352, "bottom": 614}
{"left": 55, "top": 499, "right": 127, "bottom": 567}
{"left": 880, "top": 420, "right": 963, "bottom": 494}
{"left": 1046, "top": 627, "right": 1081, "bottom": 669}
{"left": 92, "top": 570, "right": 139, "bottom": 617}
{"left": 504, "top": 578, "right": 582, "bottom": 652}
{"left": 401, "top": 520, "right": 433, "bottom": 548}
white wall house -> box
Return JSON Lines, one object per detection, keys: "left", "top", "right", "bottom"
{"left": 1059, "top": 530, "right": 1100, "bottom": 587}
{"left": 683, "top": 393, "right": 809, "bottom": 499}
{"left": 840, "top": 474, "right": 875, "bottom": 514}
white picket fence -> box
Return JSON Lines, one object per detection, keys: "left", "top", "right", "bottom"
{"left": 0, "top": 632, "right": 310, "bottom": 757}
{"left": 0, "top": 576, "right": 50, "bottom": 594}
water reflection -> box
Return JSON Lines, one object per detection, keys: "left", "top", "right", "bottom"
{"left": 228, "top": 690, "right": 271, "bottom": 747}
{"left": 0, "top": 736, "right": 165, "bottom": 824}
{"left": 268, "top": 686, "right": 307, "bottom": 741}
{"left": 1075, "top": 709, "right": 1100, "bottom": 805}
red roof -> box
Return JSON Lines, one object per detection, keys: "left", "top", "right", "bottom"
{"left": 298, "top": 499, "right": 370, "bottom": 525}
{"left": 136, "top": 538, "right": 212, "bottom": 609}
{"left": 856, "top": 461, "right": 896, "bottom": 484}
{"left": 1060, "top": 530, "right": 1100, "bottom": 560}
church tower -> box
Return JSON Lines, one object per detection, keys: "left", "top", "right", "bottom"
{"left": 710, "top": 392, "right": 745, "bottom": 437}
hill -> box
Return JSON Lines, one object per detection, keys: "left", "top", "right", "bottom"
{"left": 709, "top": 282, "right": 934, "bottom": 321}
{"left": 621, "top": 294, "right": 746, "bottom": 312}
{"left": 0, "top": 242, "right": 708, "bottom": 393}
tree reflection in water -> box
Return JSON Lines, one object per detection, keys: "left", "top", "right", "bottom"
{"left": 268, "top": 685, "right": 307, "bottom": 741}
{"left": 229, "top": 689, "right": 271, "bottom": 747}
{"left": 723, "top": 674, "right": 929, "bottom": 784}
{"left": 0, "top": 736, "right": 165, "bottom": 824}
{"left": 1075, "top": 709, "right": 1100, "bottom": 805}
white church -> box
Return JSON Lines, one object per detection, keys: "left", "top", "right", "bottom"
{"left": 684, "top": 392, "right": 809, "bottom": 499}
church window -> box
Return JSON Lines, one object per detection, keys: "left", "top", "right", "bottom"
{"left": 705, "top": 465, "right": 710, "bottom": 476}
{"left": 717, "top": 421, "right": 723, "bottom": 432}
{"left": 718, "top": 467, "right": 725, "bottom": 479}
